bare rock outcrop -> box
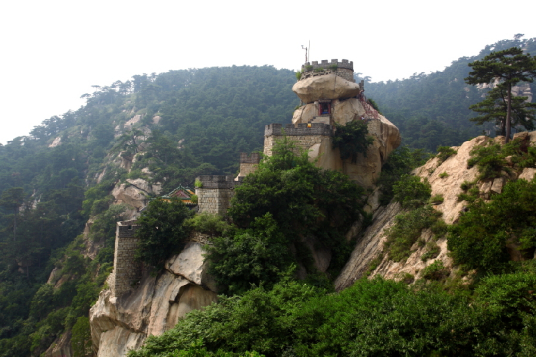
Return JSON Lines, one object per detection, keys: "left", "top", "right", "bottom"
{"left": 44, "top": 330, "right": 72, "bottom": 357}
{"left": 111, "top": 178, "right": 161, "bottom": 219}
{"left": 292, "top": 74, "right": 361, "bottom": 104}
{"left": 293, "top": 98, "right": 366, "bottom": 126}
{"left": 90, "top": 242, "right": 218, "bottom": 357}
{"left": 336, "top": 132, "right": 536, "bottom": 290}
{"left": 303, "top": 115, "right": 401, "bottom": 189}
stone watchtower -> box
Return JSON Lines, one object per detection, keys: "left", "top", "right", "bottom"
{"left": 110, "top": 220, "right": 142, "bottom": 297}
{"left": 268, "top": 58, "right": 401, "bottom": 188}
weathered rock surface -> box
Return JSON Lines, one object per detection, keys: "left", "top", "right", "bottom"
{"left": 292, "top": 98, "right": 366, "bottom": 126}
{"left": 336, "top": 133, "right": 536, "bottom": 290}
{"left": 90, "top": 243, "right": 217, "bottom": 357}
{"left": 44, "top": 330, "right": 72, "bottom": 357}
{"left": 111, "top": 178, "right": 161, "bottom": 219}
{"left": 292, "top": 74, "right": 360, "bottom": 104}
{"left": 302, "top": 115, "right": 401, "bottom": 189}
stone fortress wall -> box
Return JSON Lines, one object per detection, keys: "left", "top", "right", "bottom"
{"left": 195, "top": 175, "right": 243, "bottom": 215}
{"left": 263, "top": 123, "right": 333, "bottom": 156}
{"left": 300, "top": 59, "right": 354, "bottom": 82}
{"left": 111, "top": 220, "right": 142, "bottom": 297}
{"left": 239, "top": 152, "right": 261, "bottom": 177}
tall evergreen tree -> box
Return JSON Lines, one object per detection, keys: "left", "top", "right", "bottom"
{"left": 465, "top": 47, "right": 536, "bottom": 142}
{"left": 469, "top": 85, "right": 536, "bottom": 135}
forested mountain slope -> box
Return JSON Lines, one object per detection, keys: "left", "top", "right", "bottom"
{"left": 1, "top": 36, "right": 535, "bottom": 356}
{"left": 360, "top": 36, "right": 536, "bottom": 151}
{"left": 0, "top": 66, "right": 297, "bottom": 357}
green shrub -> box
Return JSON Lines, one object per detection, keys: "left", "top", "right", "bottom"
{"left": 190, "top": 194, "right": 198, "bottom": 205}
{"left": 376, "top": 146, "right": 430, "bottom": 206}
{"left": 367, "top": 98, "right": 382, "bottom": 114}
{"left": 439, "top": 172, "right": 449, "bottom": 178}
{"left": 436, "top": 146, "right": 457, "bottom": 163}
{"left": 195, "top": 179, "right": 203, "bottom": 188}
{"left": 185, "top": 213, "right": 229, "bottom": 237}
{"left": 71, "top": 316, "right": 92, "bottom": 357}
{"left": 449, "top": 179, "right": 536, "bottom": 274}
{"left": 421, "top": 241, "right": 441, "bottom": 262}
{"left": 136, "top": 197, "right": 193, "bottom": 270}
{"left": 460, "top": 180, "right": 473, "bottom": 191}
{"left": 422, "top": 260, "right": 449, "bottom": 280}
{"left": 332, "top": 120, "right": 374, "bottom": 163}
{"left": 430, "top": 194, "right": 444, "bottom": 204}
{"left": 393, "top": 174, "right": 432, "bottom": 208}
{"left": 384, "top": 206, "right": 441, "bottom": 262}
{"left": 468, "top": 143, "right": 510, "bottom": 180}
{"left": 295, "top": 71, "right": 302, "bottom": 80}
{"left": 430, "top": 218, "right": 448, "bottom": 236}
{"left": 475, "top": 272, "right": 536, "bottom": 331}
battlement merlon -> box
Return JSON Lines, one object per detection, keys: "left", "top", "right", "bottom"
{"left": 301, "top": 59, "right": 353, "bottom": 72}
{"left": 117, "top": 220, "right": 140, "bottom": 238}
{"left": 265, "top": 123, "right": 333, "bottom": 137}
{"left": 196, "top": 175, "right": 238, "bottom": 189}
{"left": 239, "top": 152, "right": 261, "bottom": 164}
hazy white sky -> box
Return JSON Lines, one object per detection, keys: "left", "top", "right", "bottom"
{"left": 0, "top": 0, "right": 534, "bottom": 144}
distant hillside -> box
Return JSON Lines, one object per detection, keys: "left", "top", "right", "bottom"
{"left": 0, "top": 65, "right": 298, "bottom": 357}
{"left": 359, "top": 36, "right": 536, "bottom": 151}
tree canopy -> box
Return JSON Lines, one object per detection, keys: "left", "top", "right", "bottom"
{"left": 465, "top": 47, "right": 536, "bottom": 141}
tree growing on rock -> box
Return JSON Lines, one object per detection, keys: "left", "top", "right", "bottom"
{"left": 465, "top": 47, "right": 536, "bottom": 142}
{"left": 135, "top": 197, "right": 193, "bottom": 270}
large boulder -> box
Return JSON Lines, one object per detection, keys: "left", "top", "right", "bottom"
{"left": 292, "top": 74, "right": 360, "bottom": 104}
{"left": 90, "top": 242, "right": 218, "bottom": 357}
{"left": 292, "top": 98, "right": 367, "bottom": 125}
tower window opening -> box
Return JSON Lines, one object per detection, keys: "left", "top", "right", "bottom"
{"left": 319, "top": 103, "right": 331, "bottom": 115}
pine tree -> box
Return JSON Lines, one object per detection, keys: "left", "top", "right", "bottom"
{"left": 465, "top": 47, "right": 536, "bottom": 142}
{"left": 469, "top": 86, "right": 536, "bottom": 135}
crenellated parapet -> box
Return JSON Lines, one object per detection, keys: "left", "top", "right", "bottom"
{"left": 265, "top": 123, "right": 333, "bottom": 137}
{"left": 195, "top": 176, "right": 244, "bottom": 215}
{"left": 239, "top": 152, "right": 261, "bottom": 164}
{"left": 300, "top": 59, "right": 354, "bottom": 82}
{"left": 196, "top": 175, "right": 239, "bottom": 189}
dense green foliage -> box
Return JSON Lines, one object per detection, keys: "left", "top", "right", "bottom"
{"left": 207, "top": 138, "right": 365, "bottom": 294}
{"left": 129, "top": 276, "right": 536, "bottom": 357}
{"left": 468, "top": 137, "right": 536, "bottom": 180}
{"left": 3, "top": 36, "right": 536, "bottom": 356}
{"left": 393, "top": 174, "right": 432, "bottom": 208}
{"left": 0, "top": 65, "right": 297, "bottom": 355}
{"left": 384, "top": 206, "right": 443, "bottom": 262}
{"left": 375, "top": 146, "right": 430, "bottom": 205}
{"left": 449, "top": 178, "right": 536, "bottom": 273}
{"left": 135, "top": 197, "right": 194, "bottom": 270}
{"left": 331, "top": 120, "right": 374, "bottom": 163}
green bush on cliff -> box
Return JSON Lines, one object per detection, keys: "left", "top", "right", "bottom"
{"left": 448, "top": 178, "right": 536, "bottom": 274}
{"left": 332, "top": 120, "right": 374, "bottom": 163}
{"left": 135, "top": 197, "right": 194, "bottom": 270}
{"left": 393, "top": 174, "right": 432, "bottom": 208}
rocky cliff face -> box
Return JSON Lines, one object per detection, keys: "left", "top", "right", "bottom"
{"left": 90, "top": 242, "right": 218, "bottom": 357}
{"left": 336, "top": 131, "right": 536, "bottom": 290}
{"left": 290, "top": 73, "right": 401, "bottom": 189}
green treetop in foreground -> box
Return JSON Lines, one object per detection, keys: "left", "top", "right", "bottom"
{"left": 465, "top": 47, "right": 536, "bottom": 142}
